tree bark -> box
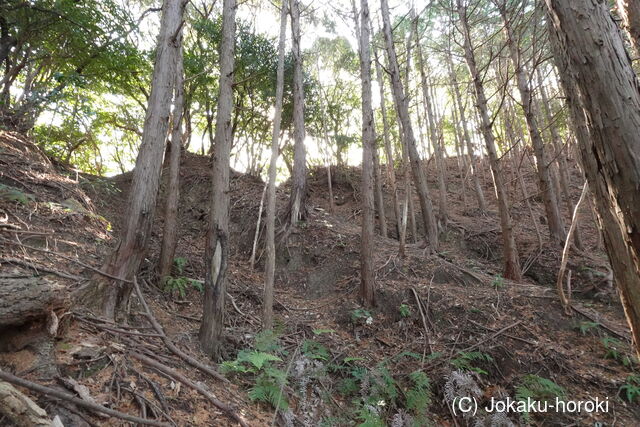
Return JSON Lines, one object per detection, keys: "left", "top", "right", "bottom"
{"left": 546, "top": 0, "right": 640, "bottom": 356}
{"left": 414, "top": 16, "right": 448, "bottom": 227}
{"left": 158, "top": 37, "right": 185, "bottom": 284}
{"left": 616, "top": 0, "right": 640, "bottom": 57}
{"left": 373, "top": 143, "right": 388, "bottom": 237}
{"left": 287, "top": 0, "right": 307, "bottom": 227}
{"left": 199, "top": 0, "right": 236, "bottom": 357}
{"left": 458, "top": 1, "right": 522, "bottom": 280}
{"left": 498, "top": 2, "right": 565, "bottom": 244}
{"left": 535, "top": 67, "right": 583, "bottom": 250}
{"left": 380, "top": 0, "right": 439, "bottom": 252}
{"left": 263, "top": 0, "right": 288, "bottom": 331}
{"left": 446, "top": 52, "right": 487, "bottom": 212}
{"left": 358, "top": 0, "right": 376, "bottom": 307}
{"left": 372, "top": 38, "right": 404, "bottom": 248}
{"left": 81, "top": 0, "right": 184, "bottom": 320}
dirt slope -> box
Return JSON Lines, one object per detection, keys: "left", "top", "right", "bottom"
{"left": 1, "top": 131, "right": 638, "bottom": 426}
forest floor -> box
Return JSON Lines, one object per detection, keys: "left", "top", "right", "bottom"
{"left": 1, "top": 129, "right": 639, "bottom": 426}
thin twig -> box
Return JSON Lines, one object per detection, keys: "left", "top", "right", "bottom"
{"left": 0, "top": 369, "right": 168, "bottom": 426}
{"left": 132, "top": 278, "right": 228, "bottom": 383}
{"left": 128, "top": 352, "right": 248, "bottom": 427}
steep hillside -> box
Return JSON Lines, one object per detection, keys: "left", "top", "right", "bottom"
{"left": 1, "top": 131, "right": 638, "bottom": 426}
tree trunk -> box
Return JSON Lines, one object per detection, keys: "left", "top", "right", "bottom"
{"left": 380, "top": 0, "right": 439, "bottom": 252}
{"left": 358, "top": 0, "right": 376, "bottom": 307}
{"left": 546, "top": 0, "right": 640, "bottom": 356}
{"left": 373, "top": 144, "right": 388, "bottom": 237}
{"left": 458, "top": 1, "right": 522, "bottom": 280}
{"left": 616, "top": 0, "right": 640, "bottom": 57}
{"left": 81, "top": 0, "right": 184, "bottom": 320}
{"left": 158, "top": 38, "right": 185, "bottom": 284}
{"left": 446, "top": 52, "right": 487, "bottom": 212}
{"left": 199, "top": 0, "right": 236, "bottom": 357}
{"left": 263, "top": 0, "right": 288, "bottom": 331}
{"left": 415, "top": 17, "right": 448, "bottom": 227}
{"left": 535, "top": 67, "right": 583, "bottom": 250}
{"left": 372, "top": 32, "right": 403, "bottom": 247}
{"left": 499, "top": 3, "right": 565, "bottom": 244}
{"left": 287, "top": 0, "right": 307, "bottom": 227}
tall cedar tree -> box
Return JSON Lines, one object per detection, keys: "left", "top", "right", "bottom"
{"left": 545, "top": 0, "right": 640, "bottom": 357}
{"left": 358, "top": 0, "right": 376, "bottom": 307}
{"left": 263, "top": 0, "right": 288, "bottom": 330}
{"left": 199, "top": 0, "right": 237, "bottom": 357}
{"left": 81, "top": 0, "right": 184, "bottom": 320}
{"left": 457, "top": 0, "right": 522, "bottom": 280}
{"left": 380, "top": 0, "right": 439, "bottom": 252}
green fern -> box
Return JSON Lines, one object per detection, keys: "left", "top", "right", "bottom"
{"left": 249, "top": 374, "right": 288, "bottom": 410}
{"left": 516, "top": 374, "right": 566, "bottom": 422}
{"left": 236, "top": 350, "right": 282, "bottom": 371}
{"left": 173, "top": 257, "right": 188, "bottom": 274}
{"left": 620, "top": 375, "right": 640, "bottom": 403}
{"left": 406, "top": 371, "right": 432, "bottom": 414}
{"left": 355, "top": 406, "right": 385, "bottom": 427}
{"left": 450, "top": 351, "right": 493, "bottom": 375}
{"left": 302, "top": 339, "right": 330, "bottom": 361}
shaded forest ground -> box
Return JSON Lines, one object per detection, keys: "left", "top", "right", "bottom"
{"left": 0, "top": 129, "right": 638, "bottom": 426}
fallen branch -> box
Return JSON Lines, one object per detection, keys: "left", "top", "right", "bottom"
{"left": 557, "top": 181, "right": 588, "bottom": 315}
{"left": 467, "top": 319, "right": 537, "bottom": 346}
{"left": 132, "top": 278, "right": 228, "bottom": 383}
{"left": 0, "top": 237, "right": 129, "bottom": 283}
{"left": 410, "top": 287, "right": 433, "bottom": 363}
{"left": 0, "top": 370, "right": 168, "bottom": 426}
{"left": 0, "top": 257, "right": 83, "bottom": 282}
{"left": 129, "top": 352, "right": 248, "bottom": 427}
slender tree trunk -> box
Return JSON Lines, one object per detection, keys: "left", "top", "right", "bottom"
{"left": 373, "top": 145, "right": 387, "bottom": 237}
{"left": 380, "top": 0, "right": 439, "bottom": 252}
{"left": 451, "top": 94, "right": 469, "bottom": 206}
{"left": 415, "top": 17, "right": 448, "bottom": 227}
{"left": 616, "top": 0, "right": 640, "bottom": 57}
{"left": 158, "top": 39, "right": 185, "bottom": 284}
{"left": 199, "top": 0, "right": 236, "bottom": 357}
{"left": 80, "top": 0, "right": 184, "bottom": 320}
{"left": 263, "top": 0, "right": 288, "bottom": 330}
{"left": 446, "top": 52, "right": 487, "bottom": 212}
{"left": 373, "top": 30, "right": 403, "bottom": 248}
{"left": 287, "top": 0, "right": 307, "bottom": 227}
{"left": 536, "top": 67, "right": 583, "bottom": 250}
{"left": 498, "top": 3, "right": 565, "bottom": 244}
{"left": 546, "top": 0, "right": 640, "bottom": 356}
{"left": 357, "top": 0, "right": 376, "bottom": 307}
{"left": 458, "top": 1, "right": 521, "bottom": 280}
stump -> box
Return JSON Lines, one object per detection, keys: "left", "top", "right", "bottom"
{"left": 0, "top": 269, "right": 68, "bottom": 378}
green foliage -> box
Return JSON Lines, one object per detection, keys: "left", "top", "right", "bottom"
{"left": 619, "top": 375, "right": 640, "bottom": 403}
{"left": 406, "top": 371, "right": 432, "bottom": 415}
{"left": 491, "top": 274, "right": 504, "bottom": 289}
{"left": 221, "top": 331, "right": 288, "bottom": 410}
{"left": 516, "top": 374, "right": 566, "bottom": 422}
{"left": 450, "top": 351, "right": 494, "bottom": 375}
{"left": 302, "top": 340, "right": 330, "bottom": 361}
{"left": 351, "top": 308, "right": 373, "bottom": 324}
{"left": 601, "top": 337, "right": 635, "bottom": 367}
{"left": 162, "top": 276, "right": 202, "bottom": 299}
{"left": 355, "top": 406, "right": 385, "bottom": 427}
{"left": 0, "top": 184, "right": 34, "bottom": 205}
{"left": 399, "top": 304, "right": 412, "bottom": 318}
{"left": 576, "top": 321, "right": 600, "bottom": 336}
{"left": 336, "top": 359, "right": 432, "bottom": 425}
{"left": 173, "top": 257, "right": 188, "bottom": 275}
